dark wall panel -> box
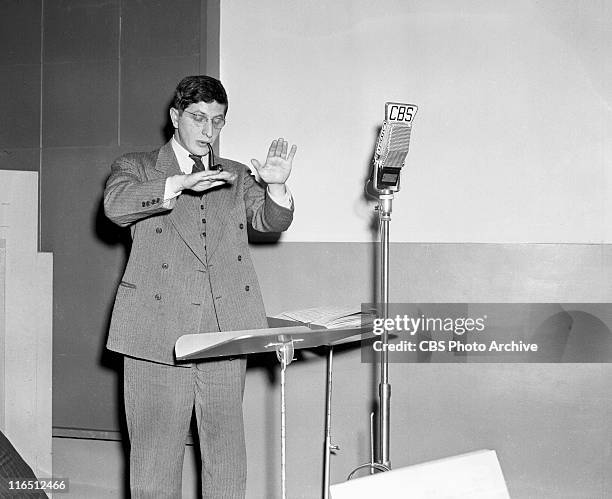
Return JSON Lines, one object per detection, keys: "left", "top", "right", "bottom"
{"left": 0, "top": 65, "right": 41, "bottom": 148}
{"left": 120, "top": 55, "right": 200, "bottom": 146}
{"left": 42, "top": 61, "right": 119, "bottom": 148}
{"left": 43, "top": 0, "right": 119, "bottom": 63}
{"left": 0, "top": 0, "right": 41, "bottom": 65}
{"left": 41, "top": 146, "right": 128, "bottom": 431}
{"left": 0, "top": 0, "right": 41, "bottom": 174}
{"left": 0, "top": 149, "right": 40, "bottom": 172}
{"left": 121, "top": 0, "right": 202, "bottom": 59}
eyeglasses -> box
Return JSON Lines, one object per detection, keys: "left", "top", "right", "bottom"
{"left": 183, "top": 110, "right": 226, "bottom": 129}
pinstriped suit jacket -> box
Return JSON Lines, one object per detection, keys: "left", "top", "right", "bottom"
{"left": 104, "top": 140, "right": 293, "bottom": 364}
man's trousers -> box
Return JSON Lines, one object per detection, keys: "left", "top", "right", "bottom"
{"left": 124, "top": 355, "right": 247, "bottom": 499}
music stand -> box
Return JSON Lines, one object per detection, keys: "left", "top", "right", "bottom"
{"left": 175, "top": 324, "right": 367, "bottom": 499}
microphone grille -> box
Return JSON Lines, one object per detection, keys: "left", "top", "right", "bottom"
{"left": 380, "top": 122, "right": 412, "bottom": 167}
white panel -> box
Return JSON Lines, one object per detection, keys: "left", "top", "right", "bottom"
{"left": 0, "top": 242, "right": 5, "bottom": 430}
{"left": 0, "top": 170, "right": 53, "bottom": 478}
{"left": 330, "top": 450, "right": 509, "bottom": 498}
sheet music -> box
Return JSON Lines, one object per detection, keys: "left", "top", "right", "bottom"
{"left": 273, "top": 305, "right": 373, "bottom": 329}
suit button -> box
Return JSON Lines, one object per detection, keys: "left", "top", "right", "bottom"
{"left": 201, "top": 218, "right": 206, "bottom": 223}
{"left": 161, "top": 263, "right": 168, "bottom": 269}
{"left": 202, "top": 231, "right": 206, "bottom": 237}
{"left": 200, "top": 205, "right": 204, "bottom": 210}
{"left": 156, "top": 227, "right": 162, "bottom": 233}
{"left": 239, "top": 223, "right": 244, "bottom": 229}
{"left": 142, "top": 202, "right": 146, "bottom": 207}
{"left": 245, "top": 285, "right": 250, "bottom": 291}
{"left": 154, "top": 293, "right": 162, "bottom": 300}
{"left": 237, "top": 255, "right": 242, "bottom": 261}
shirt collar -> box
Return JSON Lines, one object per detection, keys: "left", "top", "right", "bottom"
{"left": 171, "top": 136, "right": 209, "bottom": 173}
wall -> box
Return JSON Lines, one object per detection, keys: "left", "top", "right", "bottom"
{"left": 1, "top": 0, "right": 219, "bottom": 433}
{"left": 220, "top": 0, "right": 612, "bottom": 243}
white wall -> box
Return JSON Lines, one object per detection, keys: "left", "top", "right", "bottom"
{"left": 0, "top": 244, "right": 4, "bottom": 430}
{"left": 220, "top": 0, "right": 612, "bottom": 243}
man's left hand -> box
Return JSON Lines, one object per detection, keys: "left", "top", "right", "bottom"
{"left": 250, "top": 138, "right": 297, "bottom": 186}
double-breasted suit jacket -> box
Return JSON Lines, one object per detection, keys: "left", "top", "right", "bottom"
{"left": 104, "top": 140, "right": 293, "bottom": 364}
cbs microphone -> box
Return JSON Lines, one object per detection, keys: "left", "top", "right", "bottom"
{"left": 372, "top": 102, "right": 418, "bottom": 192}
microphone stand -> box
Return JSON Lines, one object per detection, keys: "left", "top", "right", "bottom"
{"left": 344, "top": 104, "right": 416, "bottom": 487}
{"left": 344, "top": 188, "right": 394, "bottom": 484}
{"left": 377, "top": 189, "right": 393, "bottom": 469}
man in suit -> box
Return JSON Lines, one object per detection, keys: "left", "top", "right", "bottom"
{"left": 104, "top": 75, "right": 296, "bottom": 498}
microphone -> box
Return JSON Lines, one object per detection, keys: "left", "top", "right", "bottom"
{"left": 372, "top": 102, "right": 417, "bottom": 192}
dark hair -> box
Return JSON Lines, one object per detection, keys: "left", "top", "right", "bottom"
{"left": 172, "top": 75, "right": 228, "bottom": 112}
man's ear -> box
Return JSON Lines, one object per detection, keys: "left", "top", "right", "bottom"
{"left": 169, "top": 107, "right": 180, "bottom": 129}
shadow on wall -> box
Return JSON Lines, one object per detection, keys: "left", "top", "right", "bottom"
{"left": 531, "top": 309, "right": 612, "bottom": 362}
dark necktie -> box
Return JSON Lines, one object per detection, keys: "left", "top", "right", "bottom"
{"left": 189, "top": 154, "right": 206, "bottom": 172}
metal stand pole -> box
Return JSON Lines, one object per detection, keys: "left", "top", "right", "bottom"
{"left": 323, "top": 346, "right": 338, "bottom": 499}
{"left": 275, "top": 341, "right": 295, "bottom": 499}
{"left": 378, "top": 191, "right": 393, "bottom": 469}
{"left": 345, "top": 192, "right": 394, "bottom": 482}
{"left": 280, "top": 361, "right": 287, "bottom": 499}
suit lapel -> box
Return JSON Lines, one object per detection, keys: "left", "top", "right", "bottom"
{"left": 155, "top": 142, "right": 207, "bottom": 266}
